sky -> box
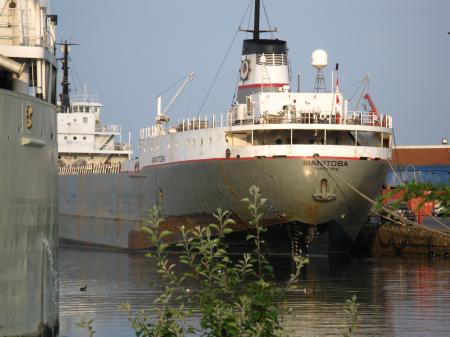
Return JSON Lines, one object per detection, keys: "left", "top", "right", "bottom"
{"left": 51, "top": 0, "right": 450, "bottom": 151}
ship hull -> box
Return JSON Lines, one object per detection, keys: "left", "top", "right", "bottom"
{"left": 59, "top": 157, "right": 388, "bottom": 255}
{"left": 0, "top": 90, "right": 59, "bottom": 336}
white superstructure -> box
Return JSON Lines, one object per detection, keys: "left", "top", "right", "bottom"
{"left": 136, "top": 63, "right": 392, "bottom": 170}
{"left": 57, "top": 94, "right": 132, "bottom": 166}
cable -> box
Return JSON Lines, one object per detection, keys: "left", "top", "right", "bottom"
{"left": 246, "top": 0, "right": 253, "bottom": 38}
{"left": 341, "top": 78, "right": 366, "bottom": 99}
{"left": 231, "top": 72, "right": 241, "bottom": 106}
{"left": 312, "top": 155, "right": 450, "bottom": 238}
{"left": 430, "top": 215, "right": 450, "bottom": 231}
{"left": 262, "top": 0, "right": 275, "bottom": 39}
{"left": 157, "top": 75, "right": 189, "bottom": 97}
{"left": 354, "top": 76, "right": 368, "bottom": 111}
{"left": 347, "top": 79, "right": 365, "bottom": 103}
{"left": 387, "top": 160, "right": 404, "bottom": 186}
{"left": 197, "top": 0, "right": 252, "bottom": 117}
{"left": 195, "top": 78, "right": 227, "bottom": 112}
{"left": 391, "top": 129, "right": 405, "bottom": 183}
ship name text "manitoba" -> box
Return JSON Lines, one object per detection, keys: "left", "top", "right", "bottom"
{"left": 303, "top": 160, "right": 349, "bottom": 167}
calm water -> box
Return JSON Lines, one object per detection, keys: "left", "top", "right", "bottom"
{"left": 59, "top": 248, "right": 450, "bottom": 337}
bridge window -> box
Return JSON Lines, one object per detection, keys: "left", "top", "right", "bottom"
{"left": 227, "top": 131, "right": 252, "bottom": 147}
{"left": 356, "top": 131, "right": 382, "bottom": 147}
{"left": 292, "top": 130, "right": 324, "bottom": 145}
{"left": 382, "top": 134, "right": 391, "bottom": 148}
{"left": 253, "top": 130, "right": 290, "bottom": 146}
{"left": 326, "top": 130, "right": 356, "bottom": 146}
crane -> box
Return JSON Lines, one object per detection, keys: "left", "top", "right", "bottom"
{"left": 156, "top": 72, "right": 194, "bottom": 124}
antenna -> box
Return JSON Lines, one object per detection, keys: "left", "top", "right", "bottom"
{"left": 254, "top": 0, "right": 260, "bottom": 40}
{"left": 311, "top": 49, "right": 328, "bottom": 92}
{"left": 56, "top": 40, "right": 78, "bottom": 113}
{"left": 239, "top": 0, "right": 277, "bottom": 39}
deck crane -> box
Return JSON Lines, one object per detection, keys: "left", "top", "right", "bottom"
{"left": 156, "top": 72, "right": 194, "bottom": 125}
{"left": 363, "top": 93, "right": 378, "bottom": 114}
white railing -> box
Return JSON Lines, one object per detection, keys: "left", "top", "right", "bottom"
{"left": 59, "top": 163, "right": 121, "bottom": 175}
{"left": 96, "top": 124, "right": 121, "bottom": 133}
{"left": 72, "top": 94, "right": 100, "bottom": 104}
{"left": 0, "top": 8, "right": 55, "bottom": 51}
{"left": 139, "top": 110, "right": 392, "bottom": 140}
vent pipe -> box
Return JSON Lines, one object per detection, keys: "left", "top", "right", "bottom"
{"left": 0, "top": 54, "right": 25, "bottom": 77}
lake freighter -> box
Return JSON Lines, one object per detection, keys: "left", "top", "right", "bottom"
{"left": 0, "top": 0, "right": 59, "bottom": 335}
{"left": 59, "top": 0, "right": 392, "bottom": 255}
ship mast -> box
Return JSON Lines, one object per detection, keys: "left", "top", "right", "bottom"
{"left": 240, "top": 0, "right": 276, "bottom": 39}
{"left": 58, "top": 40, "right": 78, "bottom": 113}
{"left": 253, "top": 0, "right": 260, "bottom": 40}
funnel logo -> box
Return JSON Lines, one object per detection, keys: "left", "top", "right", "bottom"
{"left": 240, "top": 58, "right": 250, "bottom": 80}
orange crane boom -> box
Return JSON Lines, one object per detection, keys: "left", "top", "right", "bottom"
{"left": 364, "top": 93, "right": 378, "bottom": 114}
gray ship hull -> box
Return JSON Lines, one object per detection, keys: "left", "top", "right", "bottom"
{"left": 59, "top": 157, "right": 388, "bottom": 254}
{"left": 0, "top": 90, "right": 59, "bottom": 336}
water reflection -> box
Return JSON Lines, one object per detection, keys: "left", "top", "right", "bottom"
{"left": 60, "top": 248, "right": 450, "bottom": 337}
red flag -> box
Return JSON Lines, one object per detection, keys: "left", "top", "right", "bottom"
{"left": 336, "top": 77, "right": 340, "bottom": 104}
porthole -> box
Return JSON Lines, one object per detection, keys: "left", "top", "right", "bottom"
{"left": 83, "top": 136, "right": 86, "bottom": 140}
{"left": 73, "top": 136, "right": 77, "bottom": 140}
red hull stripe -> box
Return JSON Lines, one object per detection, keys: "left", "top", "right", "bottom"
{"left": 134, "top": 156, "right": 385, "bottom": 171}
{"left": 238, "top": 83, "right": 288, "bottom": 89}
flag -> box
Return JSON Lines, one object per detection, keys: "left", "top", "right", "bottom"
{"left": 335, "top": 77, "right": 340, "bottom": 104}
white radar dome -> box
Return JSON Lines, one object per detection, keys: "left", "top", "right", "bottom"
{"left": 311, "top": 49, "right": 328, "bottom": 70}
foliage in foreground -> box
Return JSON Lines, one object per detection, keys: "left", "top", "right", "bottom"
{"left": 111, "top": 185, "right": 360, "bottom": 337}
{"left": 342, "top": 294, "right": 360, "bottom": 337}
{"left": 121, "top": 185, "right": 308, "bottom": 337}
{"left": 77, "top": 315, "right": 96, "bottom": 337}
{"left": 377, "top": 181, "right": 449, "bottom": 218}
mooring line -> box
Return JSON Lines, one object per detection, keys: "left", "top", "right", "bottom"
{"left": 312, "top": 155, "right": 450, "bottom": 238}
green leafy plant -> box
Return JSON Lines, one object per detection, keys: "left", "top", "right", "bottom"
{"left": 342, "top": 294, "right": 360, "bottom": 337}
{"left": 123, "top": 186, "right": 308, "bottom": 337}
{"left": 120, "top": 205, "right": 193, "bottom": 337}
{"left": 378, "top": 181, "right": 449, "bottom": 218}
{"left": 77, "top": 315, "right": 96, "bottom": 337}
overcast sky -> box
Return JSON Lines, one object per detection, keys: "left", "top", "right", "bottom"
{"left": 52, "top": 0, "right": 450, "bottom": 149}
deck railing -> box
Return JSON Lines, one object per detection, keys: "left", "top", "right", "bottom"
{"left": 59, "top": 163, "right": 121, "bottom": 175}
{"left": 0, "top": 8, "right": 55, "bottom": 51}
{"left": 140, "top": 110, "right": 391, "bottom": 140}
{"left": 96, "top": 124, "right": 121, "bottom": 134}
{"left": 71, "top": 94, "right": 100, "bottom": 104}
